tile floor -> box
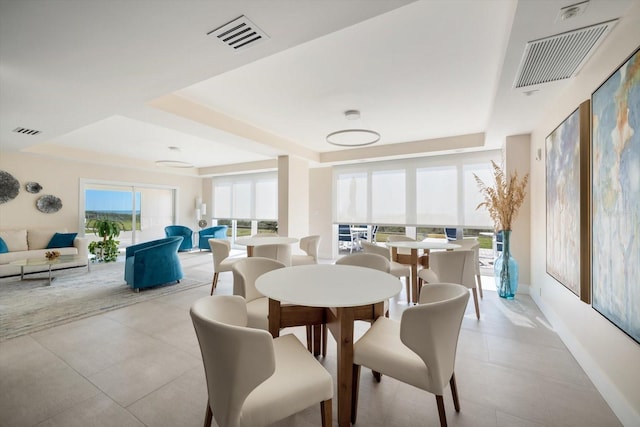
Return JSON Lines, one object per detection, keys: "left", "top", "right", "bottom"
{"left": 0, "top": 252, "right": 621, "bottom": 427}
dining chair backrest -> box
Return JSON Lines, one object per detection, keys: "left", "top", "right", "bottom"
{"left": 401, "top": 283, "right": 470, "bottom": 394}
{"left": 361, "top": 241, "right": 391, "bottom": 261}
{"left": 450, "top": 238, "right": 481, "bottom": 275}
{"left": 252, "top": 243, "right": 292, "bottom": 266}
{"left": 209, "top": 238, "right": 231, "bottom": 272}
{"left": 190, "top": 295, "right": 276, "bottom": 427}
{"left": 335, "top": 252, "right": 390, "bottom": 273}
{"left": 428, "top": 250, "right": 475, "bottom": 290}
{"left": 232, "top": 257, "right": 286, "bottom": 302}
{"left": 299, "top": 235, "right": 320, "bottom": 260}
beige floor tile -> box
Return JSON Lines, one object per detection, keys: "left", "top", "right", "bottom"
{"left": 34, "top": 394, "right": 145, "bottom": 427}
{"left": 88, "top": 343, "right": 200, "bottom": 407}
{"left": 32, "top": 315, "right": 173, "bottom": 377}
{"left": 127, "top": 366, "right": 207, "bottom": 427}
{"left": 0, "top": 362, "right": 100, "bottom": 427}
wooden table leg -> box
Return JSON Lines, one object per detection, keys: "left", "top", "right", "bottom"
{"left": 247, "top": 245, "right": 254, "bottom": 257}
{"left": 326, "top": 306, "right": 355, "bottom": 427}
{"left": 410, "top": 248, "right": 419, "bottom": 304}
{"left": 267, "top": 298, "right": 281, "bottom": 338}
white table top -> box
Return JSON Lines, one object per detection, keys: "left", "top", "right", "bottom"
{"left": 385, "top": 240, "right": 461, "bottom": 250}
{"left": 235, "top": 236, "right": 299, "bottom": 246}
{"left": 256, "top": 264, "right": 401, "bottom": 307}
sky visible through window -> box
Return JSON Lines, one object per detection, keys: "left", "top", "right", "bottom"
{"left": 86, "top": 189, "right": 141, "bottom": 213}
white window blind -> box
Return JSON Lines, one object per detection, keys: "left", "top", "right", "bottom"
{"left": 372, "top": 169, "right": 406, "bottom": 224}
{"left": 212, "top": 172, "right": 278, "bottom": 221}
{"left": 416, "top": 165, "right": 457, "bottom": 225}
{"left": 333, "top": 150, "right": 500, "bottom": 227}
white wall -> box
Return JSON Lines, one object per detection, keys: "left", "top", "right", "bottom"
{"left": 309, "top": 167, "right": 333, "bottom": 259}
{"left": 0, "top": 152, "right": 203, "bottom": 235}
{"left": 528, "top": 3, "right": 640, "bottom": 424}
{"left": 505, "top": 134, "right": 532, "bottom": 290}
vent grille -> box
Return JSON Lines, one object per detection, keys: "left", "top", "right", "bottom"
{"left": 12, "top": 127, "right": 41, "bottom": 136}
{"left": 208, "top": 15, "right": 269, "bottom": 51}
{"left": 514, "top": 19, "right": 617, "bottom": 88}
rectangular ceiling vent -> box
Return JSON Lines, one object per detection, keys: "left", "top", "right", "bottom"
{"left": 514, "top": 19, "right": 617, "bottom": 88}
{"left": 12, "top": 127, "right": 41, "bottom": 136}
{"left": 208, "top": 15, "right": 269, "bottom": 51}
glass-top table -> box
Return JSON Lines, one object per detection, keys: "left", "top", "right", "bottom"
{"left": 10, "top": 255, "right": 89, "bottom": 286}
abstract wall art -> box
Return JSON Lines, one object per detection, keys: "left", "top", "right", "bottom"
{"left": 591, "top": 47, "right": 640, "bottom": 344}
{"left": 546, "top": 100, "right": 590, "bottom": 302}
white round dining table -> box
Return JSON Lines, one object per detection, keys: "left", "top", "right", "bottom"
{"left": 256, "top": 264, "right": 400, "bottom": 427}
{"left": 235, "top": 236, "right": 299, "bottom": 256}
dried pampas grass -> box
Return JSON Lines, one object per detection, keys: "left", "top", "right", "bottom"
{"left": 474, "top": 161, "right": 529, "bottom": 231}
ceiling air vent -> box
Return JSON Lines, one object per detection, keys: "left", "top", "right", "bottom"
{"left": 208, "top": 15, "right": 269, "bottom": 51}
{"left": 514, "top": 19, "right": 617, "bottom": 88}
{"left": 12, "top": 127, "right": 41, "bottom": 136}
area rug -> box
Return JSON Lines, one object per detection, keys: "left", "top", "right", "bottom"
{"left": 0, "top": 253, "right": 211, "bottom": 342}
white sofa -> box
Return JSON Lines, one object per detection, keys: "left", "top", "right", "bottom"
{"left": 0, "top": 228, "right": 89, "bottom": 277}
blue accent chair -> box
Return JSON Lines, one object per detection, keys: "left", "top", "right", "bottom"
{"left": 164, "top": 225, "right": 194, "bottom": 252}
{"left": 124, "top": 236, "right": 184, "bottom": 291}
{"left": 198, "top": 226, "right": 228, "bottom": 250}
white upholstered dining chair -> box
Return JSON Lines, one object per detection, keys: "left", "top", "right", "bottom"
{"left": 450, "top": 238, "right": 483, "bottom": 298}
{"left": 208, "top": 238, "right": 242, "bottom": 295}
{"left": 252, "top": 243, "right": 292, "bottom": 267}
{"left": 418, "top": 250, "right": 480, "bottom": 319}
{"left": 190, "top": 295, "right": 333, "bottom": 427}
{"left": 231, "top": 257, "right": 286, "bottom": 330}
{"left": 351, "top": 283, "right": 469, "bottom": 427}
{"left": 291, "top": 235, "right": 321, "bottom": 266}
{"left": 361, "top": 241, "right": 411, "bottom": 304}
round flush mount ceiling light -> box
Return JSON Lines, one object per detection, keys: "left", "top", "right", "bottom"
{"left": 326, "top": 129, "right": 381, "bottom": 147}
{"left": 155, "top": 160, "right": 194, "bottom": 168}
{"left": 326, "top": 109, "right": 380, "bottom": 147}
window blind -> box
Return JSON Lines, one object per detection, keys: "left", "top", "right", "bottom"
{"left": 212, "top": 172, "right": 278, "bottom": 220}
{"left": 333, "top": 150, "right": 500, "bottom": 227}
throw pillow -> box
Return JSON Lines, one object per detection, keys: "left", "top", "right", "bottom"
{"left": 46, "top": 232, "right": 78, "bottom": 249}
{"left": 0, "top": 237, "right": 8, "bottom": 253}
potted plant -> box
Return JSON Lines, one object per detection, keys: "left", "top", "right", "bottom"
{"left": 88, "top": 218, "right": 124, "bottom": 263}
{"left": 474, "top": 161, "right": 529, "bottom": 299}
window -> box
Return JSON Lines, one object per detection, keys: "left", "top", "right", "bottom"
{"left": 333, "top": 150, "right": 500, "bottom": 228}
{"left": 81, "top": 181, "right": 176, "bottom": 246}
{"left": 212, "top": 172, "right": 278, "bottom": 241}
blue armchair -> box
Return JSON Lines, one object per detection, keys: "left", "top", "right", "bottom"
{"left": 164, "top": 225, "right": 193, "bottom": 252}
{"left": 124, "top": 236, "right": 184, "bottom": 291}
{"left": 198, "top": 225, "right": 228, "bottom": 250}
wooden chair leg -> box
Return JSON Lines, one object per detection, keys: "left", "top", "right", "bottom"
{"left": 435, "top": 395, "right": 448, "bottom": 427}
{"left": 351, "top": 364, "right": 361, "bottom": 424}
{"left": 321, "top": 399, "right": 332, "bottom": 427}
{"left": 405, "top": 276, "right": 410, "bottom": 304}
{"left": 210, "top": 272, "right": 219, "bottom": 295}
{"left": 322, "top": 324, "right": 327, "bottom": 357}
{"left": 306, "top": 325, "right": 313, "bottom": 353}
{"left": 204, "top": 402, "right": 213, "bottom": 427}
{"left": 450, "top": 373, "right": 460, "bottom": 412}
{"left": 476, "top": 274, "right": 483, "bottom": 299}
{"left": 472, "top": 288, "right": 480, "bottom": 320}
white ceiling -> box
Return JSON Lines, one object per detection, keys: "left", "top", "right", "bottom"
{"left": 0, "top": 0, "right": 636, "bottom": 174}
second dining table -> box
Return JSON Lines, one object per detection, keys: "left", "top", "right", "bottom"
{"left": 255, "top": 264, "right": 401, "bottom": 427}
{"left": 235, "top": 236, "right": 299, "bottom": 257}
{"left": 385, "top": 239, "right": 461, "bottom": 304}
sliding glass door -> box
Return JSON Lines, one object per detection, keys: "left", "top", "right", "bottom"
{"left": 82, "top": 181, "right": 176, "bottom": 247}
